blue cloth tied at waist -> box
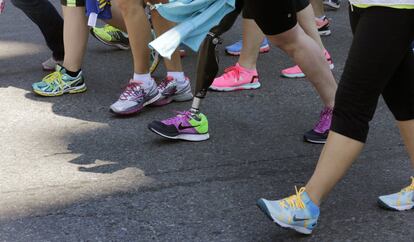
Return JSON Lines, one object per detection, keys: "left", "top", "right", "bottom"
{"left": 149, "top": 0, "right": 235, "bottom": 59}
{"left": 86, "top": 0, "right": 112, "bottom": 27}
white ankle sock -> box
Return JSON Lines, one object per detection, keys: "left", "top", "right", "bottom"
{"left": 167, "top": 71, "right": 187, "bottom": 85}
{"left": 133, "top": 73, "right": 154, "bottom": 90}
{"left": 317, "top": 15, "right": 326, "bottom": 20}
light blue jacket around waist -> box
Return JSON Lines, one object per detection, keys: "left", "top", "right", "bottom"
{"left": 149, "top": 0, "right": 235, "bottom": 59}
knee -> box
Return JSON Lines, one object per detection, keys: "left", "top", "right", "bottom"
{"left": 331, "top": 83, "right": 376, "bottom": 142}
{"left": 268, "top": 25, "right": 301, "bottom": 55}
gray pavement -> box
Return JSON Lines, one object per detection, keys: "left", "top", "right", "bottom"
{"left": 1, "top": 2, "right": 413, "bottom": 241}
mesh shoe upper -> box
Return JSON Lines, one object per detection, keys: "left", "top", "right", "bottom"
{"left": 160, "top": 111, "right": 208, "bottom": 135}
{"left": 257, "top": 187, "right": 320, "bottom": 234}
{"left": 313, "top": 107, "right": 333, "bottom": 134}
{"left": 379, "top": 177, "right": 414, "bottom": 210}
{"left": 211, "top": 63, "right": 259, "bottom": 88}
{"left": 110, "top": 79, "right": 159, "bottom": 114}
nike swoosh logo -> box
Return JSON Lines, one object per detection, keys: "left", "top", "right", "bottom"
{"left": 292, "top": 215, "right": 310, "bottom": 222}
{"left": 178, "top": 123, "right": 199, "bottom": 130}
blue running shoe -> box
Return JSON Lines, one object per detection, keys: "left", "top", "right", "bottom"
{"left": 257, "top": 187, "right": 320, "bottom": 235}
{"left": 378, "top": 177, "right": 414, "bottom": 211}
{"left": 225, "top": 38, "right": 270, "bottom": 56}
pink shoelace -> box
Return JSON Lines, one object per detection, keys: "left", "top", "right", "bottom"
{"left": 222, "top": 65, "right": 243, "bottom": 81}
{"left": 158, "top": 76, "right": 174, "bottom": 90}
{"left": 119, "top": 80, "right": 144, "bottom": 100}
{"left": 163, "top": 111, "right": 193, "bottom": 125}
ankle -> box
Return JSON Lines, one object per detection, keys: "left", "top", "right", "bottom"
{"left": 133, "top": 73, "right": 154, "bottom": 90}
{"left": 237, "top": 62, "right": 256, "bottom": 72}
{"left": 167, "top": 71, "right": 186, "bottom": 82}
{"left": 305, "top": 187, "right": 322, "bottom": 206}
{"left": 65, "top": 68, "right": 81, "bottom": 77}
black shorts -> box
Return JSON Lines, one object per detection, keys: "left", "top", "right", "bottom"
{"left": 61, "top": 0, "right": 85, "bottom": 7}
{"left": 296, "top": 0, "right": 310, "bottom": 12}
{"left": 242, "top": 0, "right": 299, "bottom": 35}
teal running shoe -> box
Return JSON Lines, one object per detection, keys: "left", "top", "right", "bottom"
{"left": 257, "top": 187, "right": 320, "bottom": 235}
{"left": 32, "top": 65, "right": 86, "bottom": 97}
{"left": 378, "top": 177, "right": 414, "bottom": 211}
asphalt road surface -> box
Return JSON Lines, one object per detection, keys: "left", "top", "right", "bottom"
{"left": 1, "top": 2, "right": 413, "bottom": 241}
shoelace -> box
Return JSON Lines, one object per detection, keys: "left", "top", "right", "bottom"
{"left": 314, "top": 108, "right": 332, "bottom": 131}
{"left": 164, "top": 111, "right": 199, "bottom": 124}
{"left": 164, "top": 111, "right": 193, "bottom": 123}
{"left": 43, "top": 71, "right": 63, "bottom": 85}
{"left": 401, "top": 177, "right": 414, "bottom": 193}
{"left": 279, "top": 186, "right": 306, "bottom": 209}
{"left": 119, "top": 80, "right": 144, "bottom": 100}
{"left": 158, "top": 77, "right": 174, "bottom": 90}
{"left": 223, "top": 66, "right": 242, "bottom": 81}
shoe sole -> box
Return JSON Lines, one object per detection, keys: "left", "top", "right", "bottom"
{"left": 151, "top": 92, "right": 193, "bottom": 107}
{"left": 90, "top": 29, "right": 130, "bottom": 50}
{"left": 281, "top": 64, "right": 334, "bottom": 79}
{"left": 377, "top": 199, "right": 414, "bottom": 211}
{"left": 226, "top": 45, "right": 270, "bottom": 56}
{"left": 303, "top": 136, "right": 327, "bottom": 144}
{"left": 256, "top": 199, "right": 312, "bottom": 235}
{"left": 323, "top": 2, "right": 340, "bottom": 9}
{"left": 148, "top": 126, "right": 210, "bottom": 142}
{"left": 281, "top": 72, "right": 306, "bottom": 79}
{"left": 318, "top": 30, "right": 332, "bottom": 36}
{"left": 33, "top": 84, "right": 87, "bottom": 97}
{"left": 209, "top": 82, "right": 261, "bottom": 92}
{"left": 110, "top": 92, "right": 162, "bottom": 115}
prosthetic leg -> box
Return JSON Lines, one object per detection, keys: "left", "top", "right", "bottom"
{"left": 148, "top": 1, "right": 243, "bottom": 141}
{"left": 189, "top": 3, "right": 242, "bottom": 113}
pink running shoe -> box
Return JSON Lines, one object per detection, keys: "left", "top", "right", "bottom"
{"left": 209, "top": 63, "right": 260, "bottom": 92}
{"left": 281, "top": 50, "right": 335, "bottom": 78}
{"left": 316, "top": 17, "right": 331, "bottom": 36}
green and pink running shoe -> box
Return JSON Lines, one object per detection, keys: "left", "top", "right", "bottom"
{"left": 209, "top": 63, "right": 260, "bottom": 92}
{"left": 148, "top": 111, "right": 209, "bottom": 141}
{"left": 281, "top": 50, "right": 334, "bottom": 78}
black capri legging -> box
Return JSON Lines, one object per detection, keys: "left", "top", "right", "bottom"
{"left": 331, "top": 6, "right": 414, "bottom": 142}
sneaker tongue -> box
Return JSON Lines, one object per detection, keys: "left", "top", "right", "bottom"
{"left": 56, "top": 64, "right": 65, "bottom": 73}
{"left": 314, "top": 107, "right": 333, "bottom": 133}
{"left": 299, "top": 191, "right": 312, "bottom": 204}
